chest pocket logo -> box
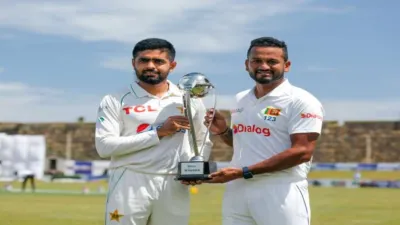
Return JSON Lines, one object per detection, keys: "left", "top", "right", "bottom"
{"left": 262, "top": 106, "right": 281, "bottom": 122}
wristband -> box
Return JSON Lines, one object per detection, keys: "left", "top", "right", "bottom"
{"left": 215, "top": 127, "right": 229, "bottom": 136}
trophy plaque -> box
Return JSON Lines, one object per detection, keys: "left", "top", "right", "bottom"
{"left": 175, "top": 72, "right": 218, "bottom": 181}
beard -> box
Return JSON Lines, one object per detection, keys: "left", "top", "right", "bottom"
{"left": 249, "top": 69, "right": 284, "bottom": 84}
{"left": 135, "top": 69, "right": 167, "bottom": 85}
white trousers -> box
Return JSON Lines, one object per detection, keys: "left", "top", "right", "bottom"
{"left": 105, "top": 167, "right": 190, "bottom": 225}
{"left": 222, "top": 177, "right": 311, "bottom": 225}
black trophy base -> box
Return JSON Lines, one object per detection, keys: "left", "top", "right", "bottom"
{"left": 176, "top": 161, "right": 218, "bottom": 181}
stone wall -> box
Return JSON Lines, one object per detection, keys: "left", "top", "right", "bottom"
{"left": 1, "top": 112, "right": 400, "bottom": 162}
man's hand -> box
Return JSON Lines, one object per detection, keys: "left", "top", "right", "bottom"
{"left": 180, "top": 180, "right": 203, "bottom": 186}
{"left": 204, "top": 108, "right": 228, "bottom": 135}
{"left": 157, "top": 116, "right": 190, "bottom": 138}
{"left": 204, "top": 108, "right": 233, "bottom": 147}
{"left": 206, "top": 167, "right": 242, "bottom": 184}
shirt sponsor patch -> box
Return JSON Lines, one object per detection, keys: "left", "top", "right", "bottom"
{"left": 232, "top": 124, "right": 271, "bottom": 137}
{"left": 136, "top": 123, "right": 186, "bottom": 134}
{"left": 137, "top": 123, "right": 153, "bottom": 133}
{"left": 300, "top": 113, "right": 322, "bottom": 120}
{"left": 123, "top": 105, "right": 158, "bottom": 114}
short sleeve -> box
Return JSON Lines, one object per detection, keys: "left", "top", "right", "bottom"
{"left": 288, "top": 98, "right": 324, "bottom": 135}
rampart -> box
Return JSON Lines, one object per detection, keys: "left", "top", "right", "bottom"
{"left": 1, "top": 111, "right": 399, "bottom": 162}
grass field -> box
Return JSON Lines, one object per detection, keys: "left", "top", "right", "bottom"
{"left": 0, "top": 171, "right": 399, "bottom": 225}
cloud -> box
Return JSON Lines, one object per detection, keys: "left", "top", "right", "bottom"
{"left": 306, "top": 66, "right": 337, "bottom": 72}
{"left": 302, "top": 5, "right": 355, "bottom": 13}
{"left": 0, "top": 81, "right": 399, "bottom": 123}
{"left": 0, "top": 33, "right": 14, "bottom": 39}
{"left": 0, "top": 82, "right": 100, "bottom": 122}
{"left": 321, "top": 99, "right": 400, "bottom": 122}
{"left": 0, "top": 0, "right": 352, "bottom": 54}
{"left": 0, "top": 1, "right": 360, "bottom": 122}
{"left": 101, "top": 57, "right": 131, "bottom": 72}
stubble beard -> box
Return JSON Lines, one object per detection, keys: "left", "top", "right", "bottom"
{"left": 135, "top": 69, "right": 168, "bottom": 85}
{"left": 249, "top": 70, "right": 284, "bottom": 84}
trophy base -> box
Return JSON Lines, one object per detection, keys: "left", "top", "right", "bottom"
{"left": 175, "top": 157, "right": 218, "bottom": 181}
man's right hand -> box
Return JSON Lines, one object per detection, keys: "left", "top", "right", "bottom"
{"left": 203, "top": 108, "right": 228, "bottom": 135}
{"left": 157, "top": 116, "right": 191, "bottom": 138}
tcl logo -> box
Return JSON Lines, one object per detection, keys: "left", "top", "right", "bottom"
{"left": 232, "top": 124, "right": 271, "bottom": 137}
{"left": 301, "top": 113, "right": 322, "bottom": 120}
{"left": 123, "top": 105, "right": 157, "bottom": 114}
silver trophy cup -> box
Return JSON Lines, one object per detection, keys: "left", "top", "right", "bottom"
{"left": 175, "top": 72, "right": 218, "bottom": 181}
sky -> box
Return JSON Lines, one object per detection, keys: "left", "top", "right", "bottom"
{"left": 0, "top": 0, "right": 399, "bottom": 123}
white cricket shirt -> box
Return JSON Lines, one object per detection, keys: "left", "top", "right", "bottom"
{"left": 229, "top": 79, "right": 324, "bottom": 180}
{"left": 95, "top": 80, "right": 213, "bottom": 175}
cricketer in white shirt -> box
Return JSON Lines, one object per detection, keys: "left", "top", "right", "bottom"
{"left": 95, "top": 79, "right": 213, "bottom": 225}
{"left": 204, "top": 36, "right": 324, "bottom": 225}
{"left": 215, "top": 79, "right": 324, "bottom": 225}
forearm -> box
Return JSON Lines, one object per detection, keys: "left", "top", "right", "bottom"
{"left": 218, "top": 128, "right": 233, "bottom": 147}
{"left": 95, "top": 130, "right": 160, "bottom": 158}
{"left": 248, "top": 147, "right": 312, "bottom": 175}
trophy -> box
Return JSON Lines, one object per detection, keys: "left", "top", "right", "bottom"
{"left": 175, "top": 72, "right": 218, "bottom": 181}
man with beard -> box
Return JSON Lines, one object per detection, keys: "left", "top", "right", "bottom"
{"left": 203, "top": 37, "right": 324, "bottom": 225}
{"left": 95, "top": 38, "right": 212, "bottom": 225}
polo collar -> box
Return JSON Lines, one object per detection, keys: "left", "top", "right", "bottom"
{"left": 130, "top": 79, "right": 182, "bottom": 98}
{"left": 253, "top": 78, "right": 292, "bottom": 100}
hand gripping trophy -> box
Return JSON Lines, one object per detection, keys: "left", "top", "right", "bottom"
{"left": 175, "top": 72, "right": 218, "bottom": 181}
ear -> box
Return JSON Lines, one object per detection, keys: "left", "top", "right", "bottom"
{"left": 284, "top": 60, "right": 291, "bottom": 72}
{"left": 245, "top": 59, "right": 249, "bottom": 72}
{"left": 131, "top": 58, "right": 136, "bottom": 69}
{"left": 169, "top": 61, "right": 177, "bottom": 71}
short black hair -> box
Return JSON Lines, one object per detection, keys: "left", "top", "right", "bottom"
{"left": 132, "top": 38, "right": 176, "bottom": 61}
{"left": 247, "top": 37, "right": 288, "bottom": 61}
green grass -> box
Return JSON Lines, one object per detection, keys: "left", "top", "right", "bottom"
{"left": 0, "top": 171, "right": 399, "bottom": 225}
{"left": 0, "top": 185, "right": 399, "bottom": 225}
{"left": 0, "top": 179, "right": 109, "bottom": 192}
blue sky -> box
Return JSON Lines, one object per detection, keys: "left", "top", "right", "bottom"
{"left": 0, "top": 0, "right": 399, "bottom": 122}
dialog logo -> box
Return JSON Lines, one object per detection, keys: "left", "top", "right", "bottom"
{"left": 301, "top": 113, "right": 322, "bottom": 120}
{"left": 232, "top": 124, "right": 271, "bottom": 137}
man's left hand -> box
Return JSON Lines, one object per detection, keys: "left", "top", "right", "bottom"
{"left": 206, "top": 167, "right": 242, "bottom": 183}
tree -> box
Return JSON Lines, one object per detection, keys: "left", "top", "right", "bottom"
{"left": 77, "top": 116, "right": 85, "bottom": 123}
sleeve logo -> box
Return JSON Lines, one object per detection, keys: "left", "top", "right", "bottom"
{"left": 301, "top": 113, "right": 322, "bottom": 120}
{"left": 136, "top": 123, "right": 186, "bottom": 134}
{"left": 136, "top": 123, "right": 153, "bottom": 133}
